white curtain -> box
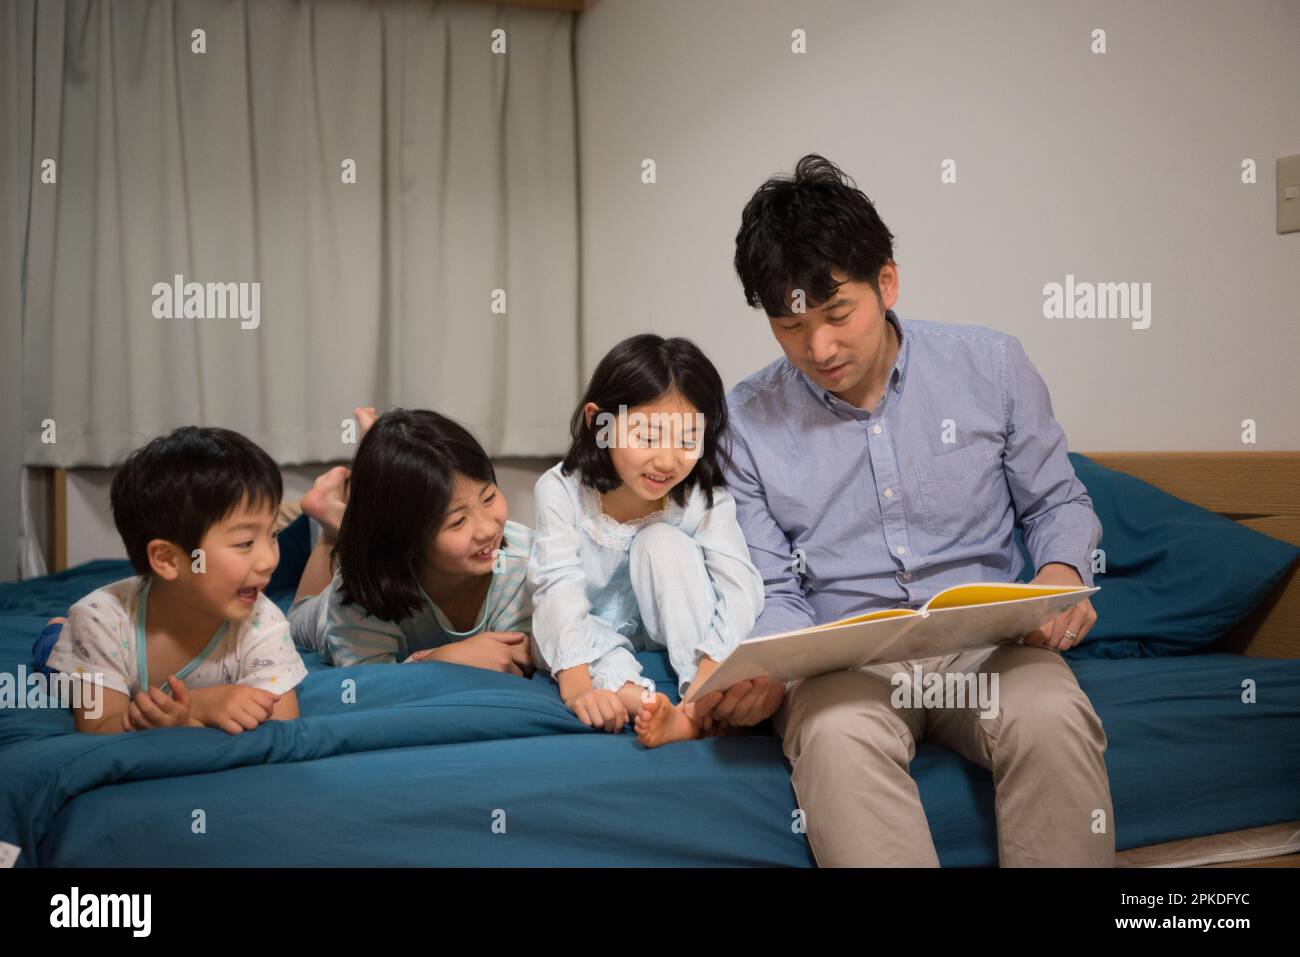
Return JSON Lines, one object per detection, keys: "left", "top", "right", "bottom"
{"left": 1, "top": 2, "right": 41, "bottom": 580}
{"left": 16, "top": 0, "right": 579, "bottom": 480}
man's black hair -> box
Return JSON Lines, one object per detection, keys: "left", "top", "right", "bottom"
{"left": 734, "top": 153, "right": 897, "bottom": 317}
{"left": 110, "top": 426, "right": 282, "bottom": 576}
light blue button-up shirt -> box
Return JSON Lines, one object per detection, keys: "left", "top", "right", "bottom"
{"left": 724, "top": 309, "right": 1102, "bottom": 638}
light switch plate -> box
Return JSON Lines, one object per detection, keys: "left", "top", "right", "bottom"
{"left": 1278, "top": 154, "right": 1300, "bottom": 234}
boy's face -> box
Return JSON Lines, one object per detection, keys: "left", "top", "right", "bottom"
{"left": 173, "top": 497, "right": 281, "bottom": 622}
{"left": 769, "top": 263, "right": 899, "bottom": 404}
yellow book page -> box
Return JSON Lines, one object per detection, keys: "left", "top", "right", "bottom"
{"left": 810, "top": 608, "right": 919, "bottom": 631}
{"left": 924, "top": 582, "right": 1084, "bottom": 612}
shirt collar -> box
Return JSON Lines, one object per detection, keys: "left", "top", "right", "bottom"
{"left": 795, "top": 309, "right": 908, "bottom": 411}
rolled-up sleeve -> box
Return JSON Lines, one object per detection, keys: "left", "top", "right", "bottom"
{"left": 527, "top": 470, "right": 629, "bottom": 675}
{"left": 1001, "top": 335, "right": 1103, "bottom": 586}
{"left": 724, "top": 426, "right": 818, "bottom": 637}
{"left": 690, "top": 488, "right": 765, "bottom": 660}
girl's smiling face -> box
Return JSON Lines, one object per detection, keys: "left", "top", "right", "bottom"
{"left": 420, "top": 472, "right": 508, "bottom": 576}
{"left": 584, "top": 389, "right": 705, "bottom": 503}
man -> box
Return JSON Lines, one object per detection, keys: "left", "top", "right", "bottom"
{"left": 696, "top": 154, "right": 1113, "bottom": 867}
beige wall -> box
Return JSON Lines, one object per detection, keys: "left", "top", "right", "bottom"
{"left": 575, "top": 0, "right": 1300, "bottom": 452}
{"left": 47, "top": 0, "right": 1300, "bottom": 565}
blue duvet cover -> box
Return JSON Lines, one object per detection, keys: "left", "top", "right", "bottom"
{"left": 1, "top": 561, "right": 1298, "bottom": 867}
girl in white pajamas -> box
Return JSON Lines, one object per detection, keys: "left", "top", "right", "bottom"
{"left": 528, "top": 334, "right": 764, "bottom": 747}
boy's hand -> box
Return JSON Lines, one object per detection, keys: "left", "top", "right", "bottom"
{"left": 122, "top": 673, "right": 198, "bottom": 731}
{"left": 188, "top": 683, "right": 282, "bottom": 734}
{"left": 568, "top": 688, "right": 629, "bottom": 733}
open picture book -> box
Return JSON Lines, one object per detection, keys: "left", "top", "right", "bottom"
{"left": 684, "top": 581, "right": 1099, "bottom": 703}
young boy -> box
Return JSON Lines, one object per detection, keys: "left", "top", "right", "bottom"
{"left": 44, "top": 426, "right": 308, "bottom": 734}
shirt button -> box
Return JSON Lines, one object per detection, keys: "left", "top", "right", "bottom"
{"left": 872, "top": 424, "right": 882, "bottom": 435}
{"left": 883, "top": 488, "right": 894, "bottom": 498}
{"left": 896, "top": 545, "right": 907, "bottom": 556}
{"left": 901, "top": 571, "right": 913, "bottom": 581}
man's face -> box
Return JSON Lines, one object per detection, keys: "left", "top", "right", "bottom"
{"left": 768, "top": 264, "right": 899, "bottom": 401}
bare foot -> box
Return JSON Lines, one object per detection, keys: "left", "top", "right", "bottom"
{"left": 634, "top": 692, "right": 701, "bottom": 748}
{"left": 355, "top": 406, "right": 379, "bottom": 437}
{"left": 301, "top": 465, "right": 350, "bottom": 538}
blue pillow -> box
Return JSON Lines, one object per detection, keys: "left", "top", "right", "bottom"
{"left": 1014, "top": 453, "right": 1299, "bottom": 658}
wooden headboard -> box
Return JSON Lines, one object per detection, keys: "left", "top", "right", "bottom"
{"left": 1083, "top": 452, "right": 1300, "bottom": 659}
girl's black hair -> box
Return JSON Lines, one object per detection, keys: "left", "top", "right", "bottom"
{"left": 111, "top": 426, "right": 282, "bottom": 576}
{"left": 335, "top": 409, "right": 499, "bottom": 623}
{"left": 734, "top": 153, "right": 897, "bottom": 317}
{"left": 561, "top": 334, "right": 729, "bottom": 509}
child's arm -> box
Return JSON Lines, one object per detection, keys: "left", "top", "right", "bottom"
{"left": 556, "top": 663, "right": 635, "bottom": 733}
{"left": 527, "top": 472, "right": 634, "bottom": 679}
{"left": 270, "top": 689, "right": 300, "bottom": 720}
{"left": 556, "top": 662, "right": 592, "bottom": 705}
{"left": 187, "top": 683, "right": 283, "bottom": 734}
{"left": 185, "top": 684, "right": 297, "bottom": 731}
{"left": 73, "top": 685, "right": 133, "bottom": 734}
{"left": 74, "top": 678, "right": 204, "bottom": 734}
{"left": 481, "top": 542, "right": 535, "bottom": 676}
{"left": 46, "top": 599, "right": 144, "bottom": 733}
{"left": 411, "top": 633, "right": 530, "bottom": 675}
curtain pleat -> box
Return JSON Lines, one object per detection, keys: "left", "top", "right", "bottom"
{"left": 16, "top": 0, "right": 579, "bottom": 474}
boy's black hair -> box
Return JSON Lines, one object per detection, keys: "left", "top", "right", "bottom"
{"left": 561, "top": 334, "right": 729, "bottom": 509}
{"left": 734, "top": 153, "right": 897, "bottom": 317}
{"left": 110, "top": 426, "right": 283, "bottom": 576}
{"left": 335, "top": 409, "right": 500, "bottom": 623}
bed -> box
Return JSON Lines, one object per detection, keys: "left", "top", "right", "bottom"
{"left": 2, "top": 452, "right": 1298, "bottom": 867}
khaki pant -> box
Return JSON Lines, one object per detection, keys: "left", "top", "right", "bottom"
{"left": 773, "top": 643, "right": 1115, "bottom": 867}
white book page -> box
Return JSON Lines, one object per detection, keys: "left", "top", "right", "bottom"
{"left": 685, "top": 613, "right": 922, "bottom": 702}
{"left": 685, "top": 586, "right": 1098, "bottom": 703}
{"left": 903, "top": 587, "right": 1098, "bottom": 653}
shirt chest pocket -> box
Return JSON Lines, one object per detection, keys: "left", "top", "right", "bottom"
{"left": 912, "top": 441, "right": 997, "bottom": 537}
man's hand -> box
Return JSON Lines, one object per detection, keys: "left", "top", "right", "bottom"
{"left": 691, "top": 676, "right": 785, "bottom": 731}
{"left": 407, "top": 632, "right": 533, "bottom": 677}
{"left": 1021, "top": 563, "right": 1097, "bottom": 652}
